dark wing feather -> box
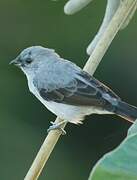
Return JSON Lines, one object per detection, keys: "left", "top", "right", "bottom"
{"left": 38, "top": 70, "right": 120, "bottom": 110}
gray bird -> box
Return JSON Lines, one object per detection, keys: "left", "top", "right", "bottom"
{"left": 10, "top": 46, "right": 137, "bottom": 133}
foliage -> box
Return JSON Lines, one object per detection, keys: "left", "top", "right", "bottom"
{"left": 89, "top": 121, "right": 137, "bottom": 180}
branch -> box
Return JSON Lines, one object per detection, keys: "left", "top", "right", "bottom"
{"left": 84, "top": 0, "right": 137, "bottom": 73}
{"left": 24, "top": 0, "right": 137, "bottom": 179}
{"left": 64, "top": 0, "right": 137, "bottom": 55}
{"left": 87, "top": 0, "right": 121, "bottom": 55}
{"left": 87, "top": 0, "right": 137, "bottom": 55}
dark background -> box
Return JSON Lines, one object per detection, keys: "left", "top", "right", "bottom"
{"left": 0, "top": 0, "right": 137, "bottom": 179}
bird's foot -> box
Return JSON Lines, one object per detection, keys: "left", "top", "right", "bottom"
{"left": 47, "top": 121, "right": 67, "bottom": 135}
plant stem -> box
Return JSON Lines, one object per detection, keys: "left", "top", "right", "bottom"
{"left": 24, "top": 117, "right": 66, "bottom": 180}
{"left": 24, "top": 0, "right": 137, "bottom": 179}
{"left": 84, "top": 0, "right": 137, "bottom": 74}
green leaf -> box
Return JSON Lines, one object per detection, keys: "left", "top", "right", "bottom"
{"left": 89, "top": 120, "right": 137, "bottom": 180}
{"left": 128, "top": 120, "right": 137, "bottom": 136}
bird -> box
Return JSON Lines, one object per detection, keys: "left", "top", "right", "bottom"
{"left": 10, "top": 46, "right": 137, "bottom": 133}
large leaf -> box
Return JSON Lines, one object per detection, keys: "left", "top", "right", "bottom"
{"left": 89, "top": 120, "right": 137, "bottom": 180}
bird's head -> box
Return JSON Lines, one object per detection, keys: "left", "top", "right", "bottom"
{"left": 10, "top": 46, "right": 58, "bottom": 73}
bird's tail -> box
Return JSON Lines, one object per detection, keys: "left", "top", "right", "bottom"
{"left": 115, "top": 101, "right": 137, "bottom": 123}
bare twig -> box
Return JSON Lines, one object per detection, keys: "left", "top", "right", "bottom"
{"left": 87, "top": 0, "right": 137, "bottom": 55}
{"left": 85, "top": 0, "right": 137, "bottom": 73}
{"left": 64, "top": 0, "right": 137, "bottom": 55}
{"left": 87, "top": 0, "right": 120, "bottom": 55}
{"left": 24, "top": 0, "right": 137, "bottom": 179}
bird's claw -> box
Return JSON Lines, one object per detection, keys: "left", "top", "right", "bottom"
{"left": 47, "top": 121, "right": 66, "bottom": 135}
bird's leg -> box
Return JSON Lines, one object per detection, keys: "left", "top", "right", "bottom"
{"left": 47, "top": 120, "right": 67, "bottom": 135}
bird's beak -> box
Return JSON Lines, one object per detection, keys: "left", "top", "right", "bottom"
{"left": 9, "top": 56, "right": 20, "bottom": 66}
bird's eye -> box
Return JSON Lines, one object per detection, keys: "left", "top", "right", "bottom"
{"left": 26, "top": 58, "right": 33, "bottom": 64}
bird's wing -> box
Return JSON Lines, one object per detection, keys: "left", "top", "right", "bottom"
{"left": 35, "top": 67, "right": 120, "bottom": 111}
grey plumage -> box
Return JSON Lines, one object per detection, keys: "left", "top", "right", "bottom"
{"left": 10, "top": 46, "right": 137, "bottom": 124}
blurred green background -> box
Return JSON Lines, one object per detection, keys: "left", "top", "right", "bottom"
{"left": 0, "top": 0, "right": 137, "bottom": 179}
